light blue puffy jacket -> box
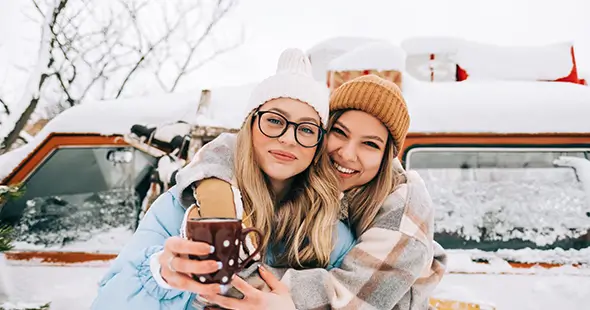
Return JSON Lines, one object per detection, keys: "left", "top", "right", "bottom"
{"left": 91, "top": 187, "right": 355, "bottom": 310}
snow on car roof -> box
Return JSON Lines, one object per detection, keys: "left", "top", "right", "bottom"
{"left": 2, "top": 76, "right": 590, "bottom": 181}
{"left": 0, "top": 90, "right": 200, "bottom": 180}
{"left": 403, "top": 76, "right": 590, "bottom": 133}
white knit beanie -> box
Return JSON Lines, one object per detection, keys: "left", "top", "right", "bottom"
{"left": 246, "top": 48, "right": 330, "bottom": 128}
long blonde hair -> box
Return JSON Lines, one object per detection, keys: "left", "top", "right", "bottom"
{"left": 328, "top": 110, "right": 406, "bottom": 236}
{"left": 234, "top": 111, "right": 341, "bottom": 268}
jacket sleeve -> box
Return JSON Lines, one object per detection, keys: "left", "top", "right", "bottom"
{"left": 268, "top": 173, "right": 447, "bottom": 310}
{"left": 91, "top": 191, "right": 195, "bottom": 310}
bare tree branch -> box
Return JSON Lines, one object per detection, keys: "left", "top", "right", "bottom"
{"left": 0, "top": 98, "right": 9, "bottom": 115}
{"left": 119, "top": 0, "right": 148, "bottom": 50}
{"left": 51, "top": 71, "right": 75, "bottom": 106}
{"left": 169, "top": 0, "right": 238, "bottom": 91}
{"left": 115, "top": 2, "right": 199, "bottom": 98}
{"left": 4, "top": 0, "right": 242, "bottom": 151}
{"left": 60, "top": 0, "right": 91, "bottom": 32}
{"left": 31, "top": 0, "right": 45, "bottom": 17}
{"left": 78, "top": 61, "right": 110, "bottom": 102}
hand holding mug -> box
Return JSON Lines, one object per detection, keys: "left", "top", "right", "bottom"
{"left": 201, "top": 264, "right": 297, "bottom": 310}
{"left": 159, "top": 236, "right": 223, "bottom": 295}
{"left": 185, "top": 217, "right": 263, "bottom": 286}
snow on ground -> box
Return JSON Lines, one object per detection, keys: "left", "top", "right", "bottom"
{"left": 4, "top": 254, "right": 590, "bottom": 310}
{"left": 4, "top": 262, "right": 108, "bottom": 310}
{"left": 433, "top": 273, "right": 590, "bottom": 310}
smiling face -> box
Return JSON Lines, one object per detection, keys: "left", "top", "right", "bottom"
{"left": 252, "top": 98, "right": 322, "bottom": 186}
{"left": 327, "top": 110, "right": 390, "bottom": 191}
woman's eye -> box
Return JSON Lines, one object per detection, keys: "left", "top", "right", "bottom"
{"left": 364, "top": 141, "right": 380, "bottom": 149}
{"left": 267, "top": 117, "right": 283, "bottom": 125}
{"left": 298, "top": 126, "right": 317, "bottom": 135}
{"left": 331, "top": 127, "right": 345, "bottom": 136}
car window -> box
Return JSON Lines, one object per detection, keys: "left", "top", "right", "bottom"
{"left": 407, "top": 147, "right": 590, "bottom": 251}
{"left": 0, "top": 147, "right": 157, "bottom": 252}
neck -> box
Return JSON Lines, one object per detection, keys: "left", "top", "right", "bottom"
{"left": 269, "top": 178, "right": 293, "bottom": 204}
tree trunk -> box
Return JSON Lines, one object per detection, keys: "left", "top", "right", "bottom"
{"left": 0, "top": 4, "right": 55, "bottom": 154}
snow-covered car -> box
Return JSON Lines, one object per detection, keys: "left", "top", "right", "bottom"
{"left": 1, "top": 37, "right": 590, "bottom": 309}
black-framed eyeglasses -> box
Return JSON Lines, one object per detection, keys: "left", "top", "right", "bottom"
{"left": 254, "top": 110, "right": 324, "bottom": 148}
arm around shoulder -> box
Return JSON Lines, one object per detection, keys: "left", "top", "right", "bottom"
{"left": 174, "top": 133, "right": 238, "bottom": 208}
{"left": 272, "top": 181, "right": 440, "bottom": 310}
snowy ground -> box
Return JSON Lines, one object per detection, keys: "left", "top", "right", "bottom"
{"left": 434, "top": 273, "right": 590, "bottom": 310}
{"left": 4, "top": 253, "right": 590, "bottom": 310}
{"left": 4, "top": 262, "right": 108, "bottom": 310}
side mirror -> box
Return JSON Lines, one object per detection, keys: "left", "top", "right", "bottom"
{"left": 107, "top": 149, "right": 134, "bottom": 164}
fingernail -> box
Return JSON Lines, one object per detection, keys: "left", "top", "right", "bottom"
{"left": 220, "top": 284, "right": 230, "bottom": 295}
{"left": 258, "top": 264, "right": 266, "bottom": 272}
{"left": 209, "top": 245, "right": 215, "bottom": 253}
{"left": 217, "top": 261, "right": 223, "bottom": 270}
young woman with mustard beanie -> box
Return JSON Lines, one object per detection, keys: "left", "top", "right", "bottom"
{"left": 172, "top": 74, "right": 447, "bottom": 310}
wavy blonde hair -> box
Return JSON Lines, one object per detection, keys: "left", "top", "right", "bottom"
{"left": 328, "top": 109, "right": 406, "bottom": 236}
{"left": 234, "top": 110, "right": 341, "bottom": 268}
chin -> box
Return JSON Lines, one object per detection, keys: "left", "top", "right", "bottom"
{"left": 341, "top": 182, "right": 354, "bottom": 191}
{"left": 268, "top": 169, "right": 298, "bottom": 181}
{"left": 262, "top": 167, "right": 291, "bottom": 181}
{"left": 340, "top": 178, "right": 360, "bottom": 191}
{"left": 265, "top": 163, "right": 302, "bottom": 180}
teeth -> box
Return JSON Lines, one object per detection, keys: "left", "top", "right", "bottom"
{"left": 333, "top": 162, "right": 356, "bottom": 174}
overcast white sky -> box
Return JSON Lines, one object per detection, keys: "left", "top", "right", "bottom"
{"left": 1, "top": 0, "right": 589, "bottom": 91}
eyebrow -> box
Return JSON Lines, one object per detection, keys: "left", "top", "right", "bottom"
{"left": 334, "top": 121, "right": 386, "bottom": 144}
{"left": 269, "top": 107, "right": 320, "bottom": 125}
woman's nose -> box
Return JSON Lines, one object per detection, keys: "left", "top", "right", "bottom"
{"left": 339, "top": 142, "right": 357, "bottom": 162}
{"left": 277, "top": 125, "right": 297, "bottom": 146}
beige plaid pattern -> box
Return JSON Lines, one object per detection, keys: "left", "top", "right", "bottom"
{"left": 276, "top": 171, "right": 447, "bottom": 310}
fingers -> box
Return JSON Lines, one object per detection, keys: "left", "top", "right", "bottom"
{"left": 165, "top": 236, "right": 214, "bottom": 256}
{"left": 201, "top": 293, "right": 244, "bottom": 310}
{"left": 201, "top": 275, "right": 260, "bottom": 309}
{"left": 229, "top": 274, "right": 258, "bottom": 297}
{"left": 160, "top": 236, "right": 220, "bottom": 295}
{"left": 162, "top": 254, "right": 221, "bottom": 275}
{"left": 258, "top": 265, "right": 287, "bottom": 294}
{"left": 163, "top": 271, "right": 222, "bottom": 296}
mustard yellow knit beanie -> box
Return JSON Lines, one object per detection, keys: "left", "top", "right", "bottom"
{"left": 330, "top": 74, "right": 410, "bottom": 152}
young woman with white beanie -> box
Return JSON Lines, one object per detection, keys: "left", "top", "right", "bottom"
{"left": 91, "top": 48, "right": 355, "bottom": 310}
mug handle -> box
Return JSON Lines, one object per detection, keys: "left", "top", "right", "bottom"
{"left": 237, "top": 227, "right": 263, "bottom": 271}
